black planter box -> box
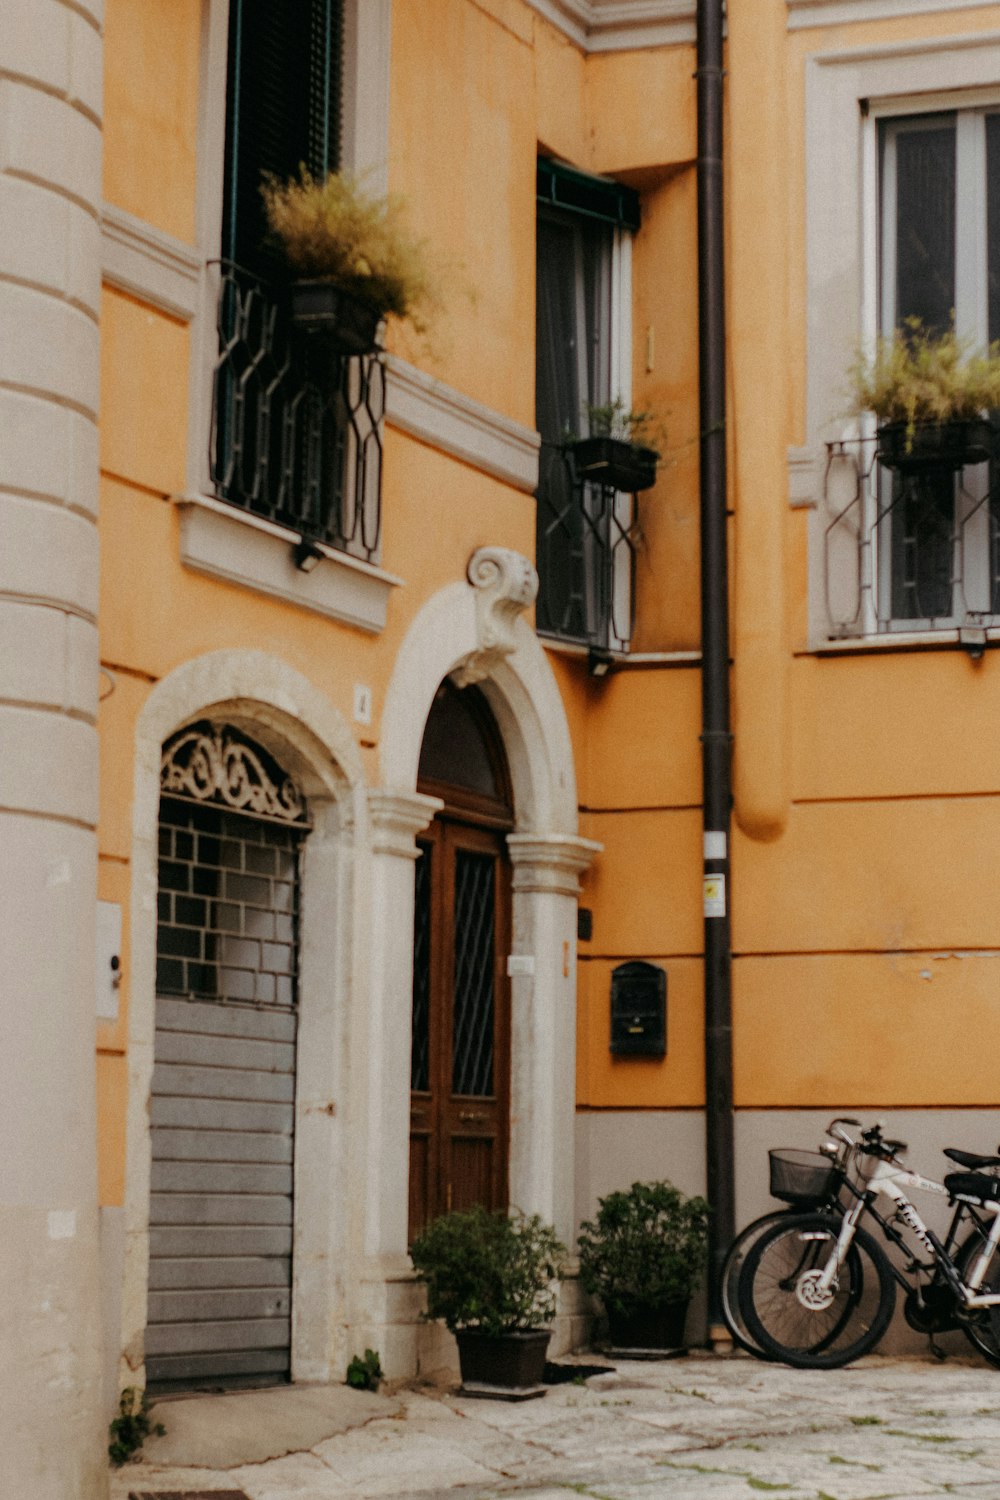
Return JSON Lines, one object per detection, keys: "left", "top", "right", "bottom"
{"left": 455, "top": 1328, "right": 550, "bottom": 1396}
{"left": 569, "top": 437, "right": 659, "bottom": 493}
{"left": 290, "top": 281, "right": 382, "bottom": 355}
{"left": 876, "top": 419, "right": 994, "bottom": 474}
{"left": 605, "top": 1299, "right": 689, "bottom": 1352}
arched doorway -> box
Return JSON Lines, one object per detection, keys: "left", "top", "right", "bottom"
{"left": 408, "top": 680, "right": 514, "bottom": 1241}
{"left": 146, "top": 722, "right": 311, "bottom": 1390}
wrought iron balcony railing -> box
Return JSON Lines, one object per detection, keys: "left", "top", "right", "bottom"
{"left": 210, "top": 261, "right": 384, "bottom": 562}
{"left": 824, "top": 431, "right": 1000, "bottom": 638}
{"left": 535, "top": 440, "right": 638, "bottom": 652}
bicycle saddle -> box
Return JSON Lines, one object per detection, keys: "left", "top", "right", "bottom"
{"left": 944, "top": 1171, "right": 1000, "bottom": 1205}
{"left": 944, "top": 1147, "right": 1000, "bottom": 1170}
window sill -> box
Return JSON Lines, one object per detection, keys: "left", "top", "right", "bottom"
{"left": 806, "top": 626, "right": 1000, "bottom": 657}
{"left": 175, "top": 493, "right": 403, "bottom": 633}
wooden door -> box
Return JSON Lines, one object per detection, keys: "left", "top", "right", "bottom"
{"left": 409, "top": 817, "right": 511, "bottom": 1241}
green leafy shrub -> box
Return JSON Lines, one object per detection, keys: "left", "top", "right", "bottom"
{"left": 346, "top": 1347, "right": 383, "bottom": 1391}
{"left": 410, "top": 1205, "right": 566, "bottom": 1337}
{"left": 577, "top": 1180, "right": 709, "bottom": 1317}
{"left": 260, "top": 167, "right": 438, "bottom": 332}
{"left": 108, "top": 1386, "right": 165, "bottom": 1467}
{"left": 850, "top": 319, "right": 1000, "bottom": 441}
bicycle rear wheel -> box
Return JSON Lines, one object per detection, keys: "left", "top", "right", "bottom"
{"left": 955, "top": 1229, "right": 1000, "bottom": 1369}
{"left": 740, "top": 1212, "right": 895, "bottom": 1369}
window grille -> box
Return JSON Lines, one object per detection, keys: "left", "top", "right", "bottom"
{"left": 211, "top": 263, "right": 384, "bottom": 560}
{"left": 536, "top": 441, "right": 637, "bottom": 650}
{"left": 823, "top": 436, "right": 1000, "bottom": 636}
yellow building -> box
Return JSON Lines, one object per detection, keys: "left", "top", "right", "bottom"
{"left": 6, "top": 0, "right": 1000, "bottom": 1490}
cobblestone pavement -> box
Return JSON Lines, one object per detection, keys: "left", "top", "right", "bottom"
{"left": 114, "top": 1354, "right": 1000, "bottom": 1500}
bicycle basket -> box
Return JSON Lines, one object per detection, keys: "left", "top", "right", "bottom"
{"left": 768, "top": 1148, "right": 840, "bottom": 1204}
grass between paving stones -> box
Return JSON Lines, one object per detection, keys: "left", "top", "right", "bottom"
{"left": 828, "top": 1454, "right": 882, "bottom": 1471}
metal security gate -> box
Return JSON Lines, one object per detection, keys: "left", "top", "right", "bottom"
{"left": 146, "top": 725, "right": 308, "bottom": 1390}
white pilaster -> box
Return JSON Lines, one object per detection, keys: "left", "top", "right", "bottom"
{"left": 506, "top": 835, "right": 601, "bottom": 1245}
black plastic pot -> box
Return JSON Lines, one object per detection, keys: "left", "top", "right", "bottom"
{"left": 876, "top": 419, "right": 994, "bottom": 474}
{"left": 605, "top": 1299, "right": 689, "bottom": 1351}
{"left": 290, "top": 281, "right": 382, "bottom": 355}
{"left": 569, "top": 437, "right": 659, "bottom": 493}
{"left": 455, "top": 1328, "right": 550, "bottom": 1390}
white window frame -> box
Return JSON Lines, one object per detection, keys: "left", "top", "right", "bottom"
{"left": 803, "top": 31, "right": 1000, "bottom": 647}
{"left": 177, "top": 0, "right": 401, "bottom": 630}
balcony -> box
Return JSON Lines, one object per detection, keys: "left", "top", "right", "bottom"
{"left": 210, "top": 261, "right": 384, "bottom": 563}
{"left": 535, "top": 440, "right": 639, "bottom": 652}
{"left": 823, "top": 432, "right": 1000, "bottom": 640}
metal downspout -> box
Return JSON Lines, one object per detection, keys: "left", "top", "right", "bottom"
{"left": 696, "top": 0, "right": 735, "bottom": 1341}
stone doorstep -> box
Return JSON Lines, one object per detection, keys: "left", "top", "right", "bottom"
{"left": 128, "top": 1491, "right": 252, "bottom": 1500}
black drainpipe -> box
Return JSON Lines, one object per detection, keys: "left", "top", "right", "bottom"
{"left": 696, "top": 0, "right": 735, "bottom": 1337}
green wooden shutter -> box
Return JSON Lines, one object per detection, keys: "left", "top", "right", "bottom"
{"left": 222, "top": 0, "right": 344, "bottom": 273}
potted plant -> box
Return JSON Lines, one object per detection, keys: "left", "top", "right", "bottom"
{"left": 260, "top": 168, "right": 437, "bottom": 355}
{"left": 410, "top": 1205, "right": 566, "bottom": 1394}
{"left": 577, "top": 1180, "right": 709, "bottom": 1352}
{"left": 850, "top": 320, "right": 1000, "bottom": 473}
{"left": 566, "top": 399, "right": 662, "bottom": 493}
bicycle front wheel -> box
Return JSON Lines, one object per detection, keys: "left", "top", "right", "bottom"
{"left": 740, "top": 1212, "right": 896, "bottom": 1369}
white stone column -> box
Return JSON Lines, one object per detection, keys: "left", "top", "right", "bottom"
{"left": 506, "top": 834, "right": 601, "bottom": 1247}
{"left": 354, "top": 789, "right": 441, "bottom": 1374}
{"left": 0, "top": 1, "right": 106, "bottom": 1495}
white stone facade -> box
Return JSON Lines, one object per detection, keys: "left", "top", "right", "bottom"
{"left": 0, "top": 0, "right": 107, "bottom": 1494}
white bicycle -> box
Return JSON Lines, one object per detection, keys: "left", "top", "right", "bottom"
{"left": 738, "top": 1120, "right": 1000, "bottom": 1369}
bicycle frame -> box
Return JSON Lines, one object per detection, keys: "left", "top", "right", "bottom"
{"left": 820, "top": 1155, "right": 1000, "bottom": 1308}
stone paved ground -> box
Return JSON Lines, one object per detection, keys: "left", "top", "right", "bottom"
{"left": 113, "top": 1354, "right": 1000, "bottom": 1500}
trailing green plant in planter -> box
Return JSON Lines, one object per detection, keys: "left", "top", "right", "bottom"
{"left": 849, "top": 319, "right": 1000, "bottom": 471}
{"left": 564, "top": 398, "right": 664, "bottom": 493}
{"left": 577, "top": 1179, "right": 709, "bottom": 1351}
{"left": 261, "top": 167, "right": 440, "bottom": 354}
{"left": 410, "top": 1205, "right": 566, "bottom": 1392}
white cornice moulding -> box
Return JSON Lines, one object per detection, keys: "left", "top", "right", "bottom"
{"left": 176, "top": 493, "right": 402, "bottom": 632}
{"left": 526, "top": 0, "right": 695, "bottom": 49}
{"left": 385, "top": 356, "right": 541, "bottom": 493}
{"left": 789, "top": 0, "right": 1000, "bottom": 28}
{"left": 101, "top": 203, "right": 201, "bottom": 322}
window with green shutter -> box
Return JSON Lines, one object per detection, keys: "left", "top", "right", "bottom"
{"left": 222, "top": 0, "right": 343, "bottom": 274}
{"left": 209, "top": 1, "right": 384, "bottom": 564}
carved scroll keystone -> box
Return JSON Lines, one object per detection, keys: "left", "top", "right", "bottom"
{"left": 452, "top": 547, "right": 538, "bottom": 687}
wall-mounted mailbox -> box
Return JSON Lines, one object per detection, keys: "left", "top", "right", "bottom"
{"left": 610, "top": 960, "right": 666, "bottom": 1057}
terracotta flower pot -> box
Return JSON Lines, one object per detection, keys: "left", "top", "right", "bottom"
{"left": 876, "top": 419, "right": 994, "bottom": 475}
{"left": 569, "top": 436, "right": 659, "bottom": 493}
{"left": 455, "top": 1328, "right": 550, "bottom": 1390}
{"left": 290, "top": 281, "right": 382, "bottom": 355}
{"left": 605, "top": 1299, "right": 689, "bottom": 1351}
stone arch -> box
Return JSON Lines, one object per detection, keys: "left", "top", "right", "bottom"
{"left": 120, "top": 650, "right": 366, "bottom": 1389}
{"left": 368, "top": 557, "right": 598, "bottom": 1362}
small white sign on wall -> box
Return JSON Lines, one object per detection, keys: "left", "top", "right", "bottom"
{"left": 96, "top": 901, "right": 122, "bottom": 1021}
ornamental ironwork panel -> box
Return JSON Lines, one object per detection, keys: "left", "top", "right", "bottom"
{"left": 210, "top": 261, "right": 384, "bottom": 561}
{"left": 823, "top": 435, "right": 1000, "bottom": 637}
{"left": 451, "top": 850, "right": 496, "bottom": 1098}
{"left": 161, "top": 723, "right": 309, "bottom": 825}
{"left": 535, "top": 440, "right": 637, "bottom": 651}
{"left": 157, "top": 797, "right": 302, "bottom": 1006}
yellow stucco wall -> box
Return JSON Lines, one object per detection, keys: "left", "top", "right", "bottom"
{"left": 95, "top": 0, "right": 1000, "bottom": 1203}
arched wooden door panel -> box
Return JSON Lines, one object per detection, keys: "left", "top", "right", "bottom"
{"left": 409, "top": 681, "right": 513, "bottom": 1244}
{"left": 409, "top": 818, "right": 511, "bottom": 1242}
